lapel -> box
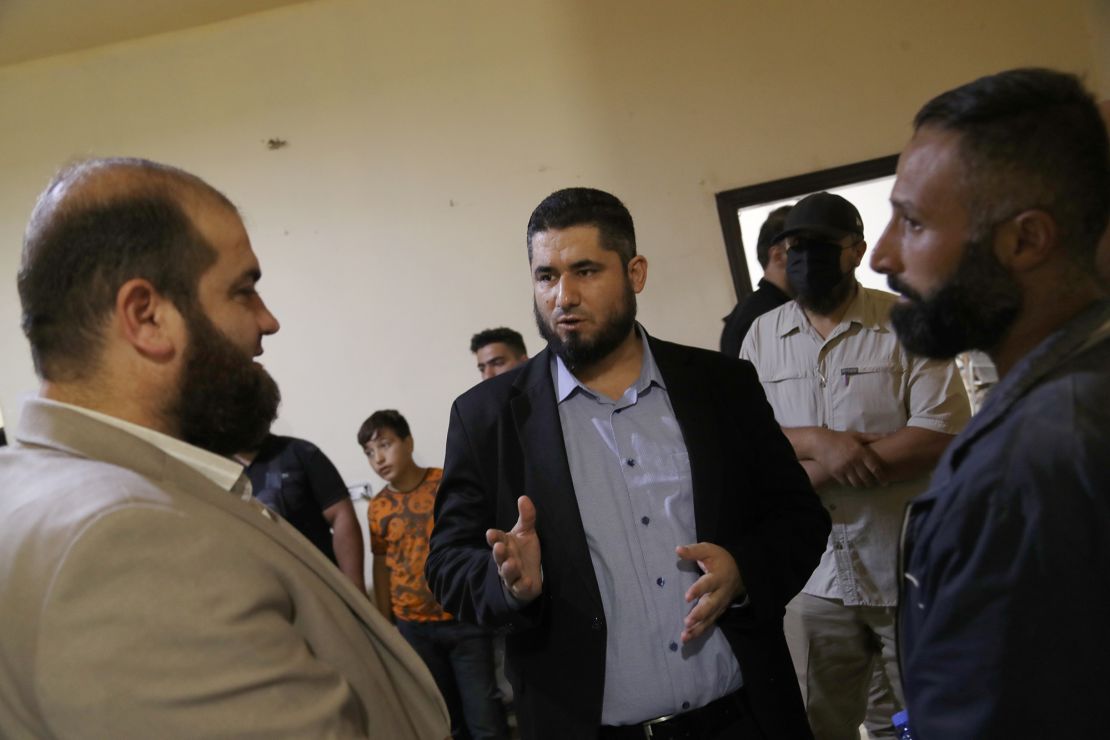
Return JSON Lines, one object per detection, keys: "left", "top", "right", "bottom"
{"left": 508, "top": 348, "right": 604, "bottom": 615}
{"left": 14, "top": 400, "right": 429, "bottom": 684}
{"left": 647, "top": 337, "right": 724, "bottom": 543}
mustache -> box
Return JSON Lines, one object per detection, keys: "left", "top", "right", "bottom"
{"left": 887, "top": 274, "right": 925, "bottom": 303}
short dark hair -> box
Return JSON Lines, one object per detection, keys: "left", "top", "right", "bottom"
{"left": 470, "top": 327, "right": 527, "bottom": 355}
{"left": 914, "top": 68, "right": 1110, "bottom": 265}
{"left": 18, "top": 158, "right": 235, "bottom": 381}
{"left": 755, "top": 205, "right": 793, "bottom": 268}
{"left": 357, "top": 409, "right": 411, "bottom": 447}
{"left": 526, "top": 188, "right": 636, "bottom": 266}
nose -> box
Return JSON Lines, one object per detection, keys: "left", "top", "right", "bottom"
{"left": 258, "top": 297, "right": 281, "bottom": 336}
{"left": 374, "top": 449, "right": 386, "bottom": 465}
{"left": 481, "top": 367, "right": 495, "bottom": 381}
{"left": 556, "top": 276, "right": 580, "bottom": 309}
{"left": 870, "top": 220, "right": 901, "bottom": 276}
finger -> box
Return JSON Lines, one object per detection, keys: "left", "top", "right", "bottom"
{"left": 684, "top": 572, "right": 716, "bottom": 604}
{"left": 486, "top": 528, "right": 508, "bottom": 549}
{"left": 675, "top": 543, "right": 703, "bottom": 562}
{"left": 490, "top": 539, "right": 510, "bottom": 568}
{"left": 499, "top": 557, "right": 522, "bottom": 585}
{"left": 513, "top": 495, "right": 536, "bottom": 534}
{"left": 676, "top": 542, "right": 715, "bottom": 567}
{"left": 851, "top": 461, "right": 879, "bottom": 487}
{"left": 862, "top": 451, "right": 887, "bottom": 485}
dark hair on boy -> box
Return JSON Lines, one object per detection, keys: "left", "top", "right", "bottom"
{"left": 526, "top": 187, "right": 636, "bottom": 266}
{"left": 470, "top": 327, "right": 527, "bottom": 356}
{"left": 914, "top": 67, "right": 1110, "bottom": 265}
{"left": 357, "top": 409, "right": 412, "bottom": 447}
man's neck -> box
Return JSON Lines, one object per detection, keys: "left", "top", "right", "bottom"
{"left": 762, "top": 269, "right": 791, "bottom": 296}
{"left": 41, "top": 380, "right": 177, "bottom": 438}
{"left": 802, "top": 282, "right": 859, "bottom": 341}
{"left": 988, "top": 281, "right": 1102, "bottom": 379}
{"left": 388, "top": 464, "right": 428, "bottom": 493}
{"left": 569, "top": 329, "right": 644, "bottom": 402}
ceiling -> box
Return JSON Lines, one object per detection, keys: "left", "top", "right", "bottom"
{"left": 0, "top": 0, "right": 313, "bottom": 68}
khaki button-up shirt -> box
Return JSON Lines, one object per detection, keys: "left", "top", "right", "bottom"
{"left": 741, "top": 286, "right": 970, "bottom": 606}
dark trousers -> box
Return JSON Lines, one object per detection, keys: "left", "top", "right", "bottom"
{"left": 396, "top": 618, "right": 509, "bottom": 740}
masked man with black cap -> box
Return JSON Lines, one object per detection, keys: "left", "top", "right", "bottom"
{"left": 740, "top": 192, "right": 970, "bottom": 740}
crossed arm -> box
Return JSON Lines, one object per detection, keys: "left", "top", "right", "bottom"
{"left": 783, "top": 425, "right": 955, "bottom": 489}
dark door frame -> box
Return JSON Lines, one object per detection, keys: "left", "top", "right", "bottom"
{"left": 715, "top": 154, "right": 899, "bottom": 301}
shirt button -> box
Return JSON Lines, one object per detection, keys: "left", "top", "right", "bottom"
{"left": 682, "top": 701, "right": 690, "bottom": 710}
{"left": 641, "top": 516, "right": 650, "bottom": 526}
{"left": 669, "top": 642, "right": 678, "bottom": 652}
{"left": 625, "top": 458, "right": 636, "bottom": 467}
{"left": 591, "top": 616, "right": 603, "bottom": 630}
{"left": 834, "top": 542, "right": 844, "bottom": 550}
{"left": 656, "top": 577, "right": 665, "bottom": 587}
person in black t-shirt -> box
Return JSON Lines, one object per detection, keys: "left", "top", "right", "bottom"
{"left": 242, "top": 434, "right": 366, "bottom": 593}
{"left": 720, "top": 204, "right": 794, "bottom": 356}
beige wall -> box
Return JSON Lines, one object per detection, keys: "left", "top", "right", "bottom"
{"left": 0, "top": 0, "right": 1103, "bottom": 485}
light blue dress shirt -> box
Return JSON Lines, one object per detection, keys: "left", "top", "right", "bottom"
{"left": 552, "top": 329, "right": 742, "bottom": 725}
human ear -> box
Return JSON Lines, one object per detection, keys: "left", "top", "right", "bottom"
{"left": 1000, "top": 210, "right": 1056, "bottom": 272}
{"left": 627, "top": 255, "right": 648, "bottom": 293}
{"left": 115, "top": 278, "right": 180, "bottom": 363}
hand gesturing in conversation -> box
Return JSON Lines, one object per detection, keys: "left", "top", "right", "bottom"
{"left": 487, "top": 496, "right": 542, "bottom": 604}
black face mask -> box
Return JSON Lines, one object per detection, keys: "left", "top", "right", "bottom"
{"left": 787, "top": 240, "right": 844, "bottom": 300}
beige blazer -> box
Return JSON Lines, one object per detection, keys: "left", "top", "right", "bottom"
{"left": 0, "top": 400, "right": 449, "bottom": 739}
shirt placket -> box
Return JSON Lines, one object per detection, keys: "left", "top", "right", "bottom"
{"left": 817, "top": 336, "right": 859, "bottom": 604}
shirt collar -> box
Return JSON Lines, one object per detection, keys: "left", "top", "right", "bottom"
{"left": 552, "top": 324, "right": 665, "bottom": 404}
{"left": 43, "top": 399, "right": 249, "bottom": 498}
{"left": 778, "top": 282, "right": 883, "bottom": 338}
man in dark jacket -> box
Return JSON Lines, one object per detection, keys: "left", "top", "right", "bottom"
{"left": 427, "top": 187, "right": 830, "bottom": 739}
{"left": 871, "top": 67, "right": 1110, "bottom": 739}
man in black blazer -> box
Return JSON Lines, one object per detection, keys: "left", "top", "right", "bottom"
{"left": 427, "top": 188, "right": 830, "bottom": 740}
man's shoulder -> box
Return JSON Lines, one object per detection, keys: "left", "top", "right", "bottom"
{"left": 453, "top": 353, "right": 544, "bottom": 416}
{"left": 648, "top": 335, "right": 759, "bottom": 387}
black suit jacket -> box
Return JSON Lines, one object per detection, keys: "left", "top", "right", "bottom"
{"left": 426, "top": 335, "right": 829, "bottom": 739}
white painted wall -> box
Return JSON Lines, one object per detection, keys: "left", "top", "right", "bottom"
{"left": 0, "top": 0, "right": 1104, "bottom": 488}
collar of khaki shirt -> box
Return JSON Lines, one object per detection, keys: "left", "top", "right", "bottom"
{"left": 778, "top": 282, "right": 887, "bottom": 339}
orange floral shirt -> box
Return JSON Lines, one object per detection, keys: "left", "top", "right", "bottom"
{"left": 369, "top": 468, "right": 451, "bottom": 622}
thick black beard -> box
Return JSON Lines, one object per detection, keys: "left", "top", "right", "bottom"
{"left": 888, "top": 235, "right": 1022, "bottom": 359}
{"left": 793, "top": 271, "right": 858, "bottom": 315}
{"left": 534, "top": 280, "right": 638, "bottom": 371}
{"left": 170, "top": 307, "right": 281, "bottom": 456}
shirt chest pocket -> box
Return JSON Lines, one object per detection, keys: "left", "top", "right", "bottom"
{"left": 831, "top": 363, "right": 907, "bottom": 432}
{"left": 761, "top": 370, "right": 819, "bottom": 427}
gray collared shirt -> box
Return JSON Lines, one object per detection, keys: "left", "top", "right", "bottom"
{"left": 552, "top": 329, "right": 742, "bottom": 725}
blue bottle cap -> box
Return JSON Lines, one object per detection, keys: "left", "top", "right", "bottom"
{"left": 892, "top": 709, "right": 909, "bottom": 727}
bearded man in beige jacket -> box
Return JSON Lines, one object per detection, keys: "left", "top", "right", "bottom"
{"left": 0, "top": 158, "right": 448, "bottom": 739}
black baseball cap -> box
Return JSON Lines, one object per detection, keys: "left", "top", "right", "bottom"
{"left": 773, "top": 191, "right": 864, "bottom": 243}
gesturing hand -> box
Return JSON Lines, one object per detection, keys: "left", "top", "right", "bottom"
{"left": 486, "top": 496, "right": 542, "bottom": 605}
{"left": 676, "top": 542, "right": 744, "bottom": 644}
{"left": 810, "top": 428, "right": 886, "bottom": 487}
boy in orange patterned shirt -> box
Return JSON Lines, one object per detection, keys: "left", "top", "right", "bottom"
{"left": 360, "top": 410, "right": 508, "bottom": 740}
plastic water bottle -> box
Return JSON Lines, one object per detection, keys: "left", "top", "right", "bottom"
{"left": 892, "top": 709, "right": 913, "bottom": 739}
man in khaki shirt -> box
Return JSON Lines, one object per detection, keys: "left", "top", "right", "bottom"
{"left": 740, "top": 192, "right": 969, "bottom": 740}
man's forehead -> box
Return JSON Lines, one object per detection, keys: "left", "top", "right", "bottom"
{"left": 894, "top": 127, "right": 965, "bottom": 201}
